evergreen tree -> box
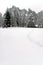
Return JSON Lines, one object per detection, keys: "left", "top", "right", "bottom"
{"left": 4, "top": 10, "right": 11, "bottom": 27}
{"left": 27, "top": 17, "right": 36, "bottom": 28}
{"left": 27, "top": 21, "right": 36, "bottom": 28}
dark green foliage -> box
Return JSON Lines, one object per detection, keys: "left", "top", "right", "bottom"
{"left": 0, "top": 13, "right": 4, "bottom": 27}
{"left": 2, "top": 7, "right": 38, "bottom": 28}
{"left": 1, "top": 6, "right": 43, "bottom": 28}
{"left": 3, "top": 10, "right": 11, "bottom": 27}
{"left": 27, "top": 21, "right": 36, "bottom": 28}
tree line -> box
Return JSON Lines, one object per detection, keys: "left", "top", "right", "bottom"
{"left": 0, "top": 6, "right": 43, "bottom": 28}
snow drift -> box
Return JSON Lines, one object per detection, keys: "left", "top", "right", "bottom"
{"left": 0, "top": 28, "right": 43, "bottom": 65}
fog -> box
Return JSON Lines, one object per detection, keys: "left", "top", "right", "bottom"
{"left": 0, "top": 0, "right": 43, "bottom": 15}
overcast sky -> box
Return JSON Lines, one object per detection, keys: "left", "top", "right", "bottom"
{"left": 0, "top": 0, "right": 43, "bottom": 15}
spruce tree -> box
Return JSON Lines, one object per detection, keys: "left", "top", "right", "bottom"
{"left": 4, "top": 10, "right": 11, "bottom": 27}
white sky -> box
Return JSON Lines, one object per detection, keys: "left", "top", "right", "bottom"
{"left": 0, "top": 0, "right": 43, "bottom": 15}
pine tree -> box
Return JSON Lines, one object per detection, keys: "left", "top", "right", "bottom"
{"left": 4, "top": 10, "right": 11, "bottom": 27}
{"left": 27, "top": 21, "right": 36, "bottom": 28}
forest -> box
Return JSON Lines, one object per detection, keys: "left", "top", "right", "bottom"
{"left": 0, "top": 6, "right": 43, "bottom": 28}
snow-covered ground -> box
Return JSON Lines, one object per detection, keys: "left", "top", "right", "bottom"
{"left": 0, "top": 28, "right": 43, "bottom": 65}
